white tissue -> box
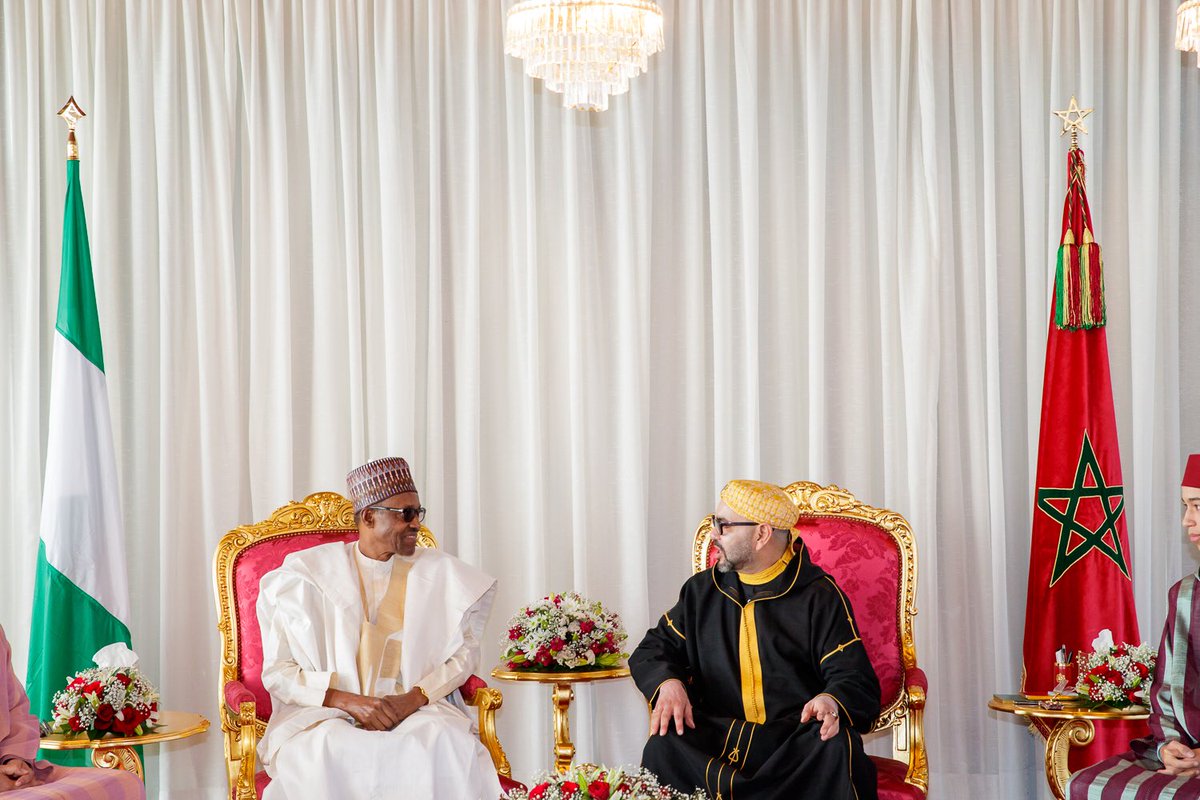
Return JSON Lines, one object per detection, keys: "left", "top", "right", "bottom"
{"left": 92, "top": 642, "right": 140, "bottom": 669}
{"left": 1091, "top": 629, "right": 1115, "bottom": 655}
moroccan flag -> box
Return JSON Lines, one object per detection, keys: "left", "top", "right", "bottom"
{"left": 1021, "top": 146, "right": 1143, "bottom": 766}
{"left": 26, "top": 146, "right": 133, "bottom": 765}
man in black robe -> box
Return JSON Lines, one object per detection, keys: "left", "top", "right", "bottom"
{"left": 630, "top": 479, "right": 880, "bottom": 800}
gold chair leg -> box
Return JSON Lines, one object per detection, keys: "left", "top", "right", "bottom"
{"left": 470, "top": 687, "right": 512, "bottom": 778}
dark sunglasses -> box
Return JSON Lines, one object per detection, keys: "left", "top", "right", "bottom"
{"left": 367, "top": 505, "right": 426, "bottom": 523}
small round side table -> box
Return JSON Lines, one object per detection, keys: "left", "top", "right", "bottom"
{"left": 988, "top": 695, "right": 1148, "bottom": 800}
{"left": 39, "top": 710, "right": 210, "bottom": 780}
{"left": 491, "top": 666, "right": 631, "bottom": 774}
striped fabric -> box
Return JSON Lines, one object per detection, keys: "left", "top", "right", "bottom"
{"left": 1066, "top": 572, "right": 1200, "bottom": 799}
{"left": 7, "top": 766, "right": 144, "bottom": 800}
{"left": 1067, "top": 753, "right": 1200, "bottom": 800}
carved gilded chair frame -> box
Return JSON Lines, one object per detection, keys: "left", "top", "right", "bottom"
{"left": 691, "top": 481, "right": 927, "bottom": 794}
{"left": 213, "top": 492, "right": 509, "bottom": 800}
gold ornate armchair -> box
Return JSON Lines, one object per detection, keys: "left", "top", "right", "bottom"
{"left": 213, "top": 492, "right": 514, "bottom": 799}
{"left": 693, "top": 481, "right": 928, "bottom": 799}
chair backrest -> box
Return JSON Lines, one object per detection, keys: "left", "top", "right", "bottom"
{"left": 692, "top": 481, "right": 918, "bottom": 734}
{"left": 213, "top": 492, "right": 436, "bottom": 725}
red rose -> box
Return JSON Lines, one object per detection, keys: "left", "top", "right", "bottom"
{"left": 113, "top": 706, "right": 140, "bottom": 736}
{"left": 588, "top": 779, "right": 611, "bottom": 799}
{"left": 580, "top": 620, "right": 595, "bottom": 634}
{"left": 549, "top": 637, "right": 565, "bottom": 652}
{"left": 526, "top": 609, "right": 536, "bottom": 617}
{"left": 591, "top": 642, "right": 604, "bottom": 655}
{"left": 537, "top": 651, "right": 553, "bottom": 666}
{"left": 67, "top": 676, "right": 84, "bottom": 689}
{"left": 509, "top": 627, "right": 523, "bottom": 640}
{"left": 561, "top": 782, "right": 579, "bottom": 797}
{"left": 529, "top": 783, "right": 550, "bottom": 799}
{"left": 94, "top": 703, "right": 116, "bottom": 731}
{"left": 68, "top": 715, "right": 83, "bottom": 732}
{"left": 553, "top": 595, "right": 562, "bottom": 606}
{"left": 82, "top": 681, "right": 102, "bottom": 696}
{"left": 115, "top": 673, "right": 132, "bottom": 686}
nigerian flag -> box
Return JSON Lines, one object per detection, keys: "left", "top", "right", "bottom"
{"left": 26, "top": 148, "right": 132, "bottom": 766}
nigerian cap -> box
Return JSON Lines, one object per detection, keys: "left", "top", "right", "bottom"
{"left": 719, "top": 479, "right": 800, "bottom": 529}
{"left": 346, "top": 457, "right": 418, "bottom": 513}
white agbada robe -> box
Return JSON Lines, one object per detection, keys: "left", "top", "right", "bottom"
{"left": 256, "top": 541, "right": 503, "bottom": 800}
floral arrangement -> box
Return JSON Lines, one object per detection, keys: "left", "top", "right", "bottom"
{"left": 500, "top": 592, "right": 628, "bottom": 672}
{"left": 49, "top": 644, "right": 160, "bottom": 739}
{"left": 1074, "top": 629, "right": 1156, "bottom": 710}
{"left": 507, "top": 764, "right": 709, "bottom": 800}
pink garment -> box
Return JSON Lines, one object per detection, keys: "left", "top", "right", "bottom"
{"left": 0, "top": 625, "right": 143, "bottom": 800}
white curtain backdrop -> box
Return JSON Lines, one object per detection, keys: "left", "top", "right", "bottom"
{"left": 2, "top": 1, "right": 1198, "bottom": 797}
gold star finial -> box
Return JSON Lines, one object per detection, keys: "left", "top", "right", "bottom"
{"left": 56, "top": 96, "right": 86, "bottom": 161}
{"left": 1053, "top": 95, "right": 1093, "bottom": 150}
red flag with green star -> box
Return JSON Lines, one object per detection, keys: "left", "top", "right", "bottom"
{"left": 1020, "top": 143, "right": 1144, "bottom": 765}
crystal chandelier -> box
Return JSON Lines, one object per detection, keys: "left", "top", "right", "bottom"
{"left": 1178, "top": 0, "right": 1200, "bottom": 64}
{"left": 505, "top": 0, "right": 665, "bottom": 111}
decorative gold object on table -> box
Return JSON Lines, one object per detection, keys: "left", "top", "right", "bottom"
{"left": 491, "top": 666, "right": 631, "bottom": 774}
{"left": 987, "top": 695, "right": 1147, "bottom": 800}
{"left": 39, "top": 710, "right": 210, "bottom": 780}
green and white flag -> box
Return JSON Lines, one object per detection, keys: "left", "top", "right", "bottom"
{"left": 26, "top": 150, "right": 132, "bottom": 765}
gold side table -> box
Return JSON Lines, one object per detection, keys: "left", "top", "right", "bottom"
{"left": 492, "top": 666, "right": 631, "bottom": 774}
{"left": 39, "top": 710, "right": 210, "bottom": 780}
{"left": 988, "top": 695, "right": 1148, "bottom": 800}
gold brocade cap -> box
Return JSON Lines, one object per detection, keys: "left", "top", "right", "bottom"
{"left": 346, "top": 457, "right": 418, "bottom": 513}
{"left": 719, "top": 480, "right": 799, "bottom": 530}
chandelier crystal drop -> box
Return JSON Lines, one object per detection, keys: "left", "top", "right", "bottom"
{"left": 1178, "top": 0, "right": 1200, "bottom": 65}
{"left": 505, "top": 0, "right": 665, "bottom": 111}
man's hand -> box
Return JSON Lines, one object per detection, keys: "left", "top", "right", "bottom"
{"left": 381, "top": 688, "right": 428, "bottom": 727}
{"left": 1158, "top": 739, "right": 1200, "bottom": 777}
{"left": 800, "top": 694, "right": 841, "bottom": 741}
{"left": 325, "top": 689, "right": 402, "bottom": 731}
{"left": 649, "top": 679, "right": 695, "bottom": 736}
{"left": 0, "top": 758, "right": 39, "bottom": 791}
{"left": 324, "top": 688, "right": 428, "bottom": 731}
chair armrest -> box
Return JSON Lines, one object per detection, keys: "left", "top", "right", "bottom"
{"left": 906, "top": 666, "right": 928, "bottom": 700}
{"left": 458, "top": 673, "right": 488, "bottom": 704}
{"left": 221, "top": 681, "right": 260, "bottom": 800}
{"left": 225, "top": 680, "right": 257, "bottom": 712}
{"left": 461, "top": 675, "right": 512, "bottom": 779}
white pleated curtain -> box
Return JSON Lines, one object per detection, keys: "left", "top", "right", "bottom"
{"left": 1, "top": 1, "right": 1197, "bottom": 797}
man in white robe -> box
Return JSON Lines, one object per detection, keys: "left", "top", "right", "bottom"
{"left": 256, "top": 457, "right": 503, "bottom": 800}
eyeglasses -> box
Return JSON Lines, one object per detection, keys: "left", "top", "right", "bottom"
{"left": 367, "top": 505, "right": 426, "bottom": 523}
{"left": 711, "top": 516, "right": 758, "bottom": 537}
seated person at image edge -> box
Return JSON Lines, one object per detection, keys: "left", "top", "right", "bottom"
{"left": 255, "top": 456, "right": 502, "bottom": 800}
{"left": 1067, "top": 454, "right": 1200, "bottom": 799}
{"left": 0, "top": 624, "right": 144, "bottom": 799}
{"left": 630, "top": 479, "right": 881, "bottom": 800}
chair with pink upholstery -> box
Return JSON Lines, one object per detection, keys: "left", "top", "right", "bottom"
{"left": 213, "top": 492, "right": 519, "bottom": 800}
{"left": 691, "top": 481, "right": 928, "bottom": 799}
